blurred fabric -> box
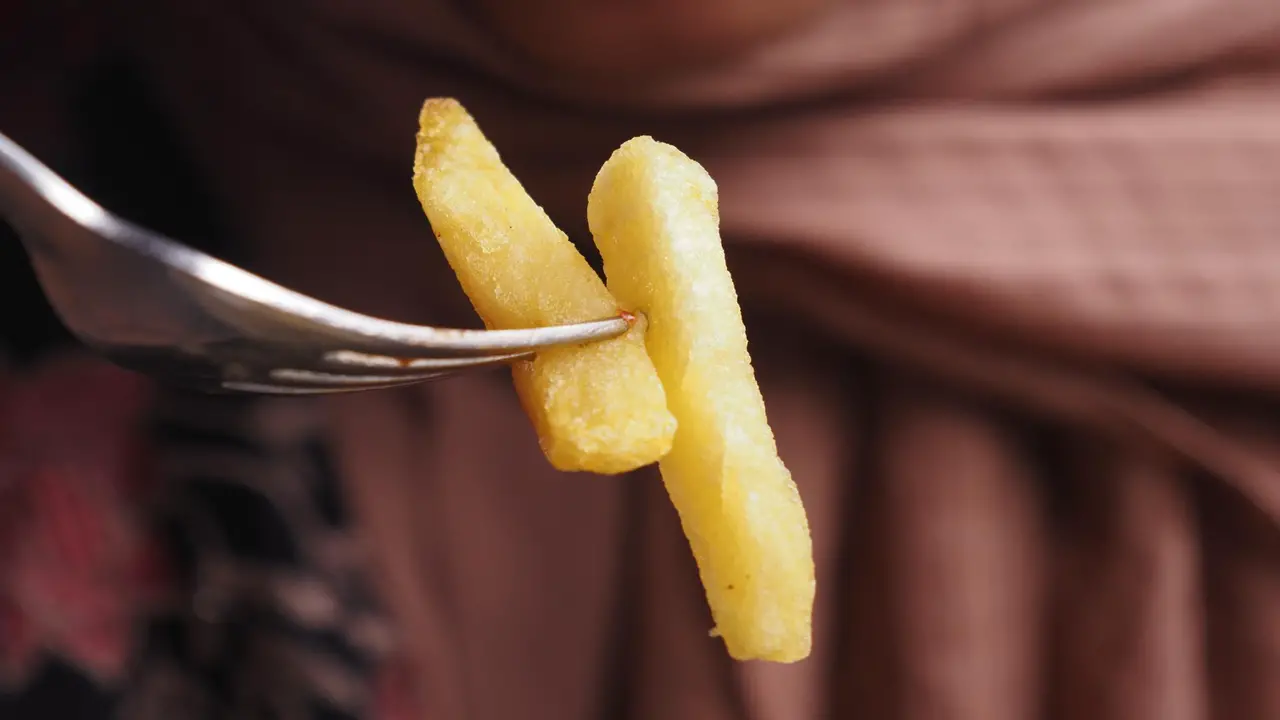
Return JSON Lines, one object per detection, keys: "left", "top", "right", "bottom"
{"left": 5, "top": 0, "right": 1280, "bottom": 718}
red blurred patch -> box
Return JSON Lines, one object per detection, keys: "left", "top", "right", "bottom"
{"left": 0, "top": 355, "right": 167, "bottom": 689}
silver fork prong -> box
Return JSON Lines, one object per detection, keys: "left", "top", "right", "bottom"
{"left": 245, "top": 348, "right": 531, "bottom": 392}
{"left": 221, "top": 379, "right": 437, "bottom": 395}
{"left": 268, "top": 368, "right": 449, "bottom": 386}
{"left": 211, "top": 349, "right": 529, "bottom": 395}
{"left": 221, "top": 368, "right": 450, "bottom": 395}
{"left": 318, "top": 349, "right": 532, "bottom": 375}
{"left": 175, "top": 251, "right": 632, "bottom": 357}
{"left": 2, "top": 131, "right": 633, "bottom": 395}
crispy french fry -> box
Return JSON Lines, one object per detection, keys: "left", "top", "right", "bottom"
{"left": 413, "top": 99, "right": 675, "bottom": 474}
{"left": 588, "top": 137, "right": 815, "bottom": 662}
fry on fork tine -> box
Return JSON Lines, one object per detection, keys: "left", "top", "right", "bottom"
{"left": 0, "top": 129, "right": 631, "bottom": 395}
{"left": 412, "top": 98, "right": 676, "bottom": 474}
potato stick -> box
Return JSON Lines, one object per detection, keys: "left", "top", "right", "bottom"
{"left": 588, "top": 137, "right": 815, "bottom": 661}
{"left": 413, "top": 99, "right": 675, "bottom": 474}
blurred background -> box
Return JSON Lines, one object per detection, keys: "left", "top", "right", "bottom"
{"left": 4, "top": 2, "right": 1280, "bottom": 720}
{"left": 1, "top": 3, "right": 201, "bottom": 717}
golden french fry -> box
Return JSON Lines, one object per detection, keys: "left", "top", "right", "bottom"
{"left": 413, "top": 99, "right": 675, "bottom": 474}
{"left": 588, "top": 137, "right": 815, "bottom": 662}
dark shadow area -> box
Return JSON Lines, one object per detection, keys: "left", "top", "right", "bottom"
{"left": 0, "top": 662, "right": 117, "bottom": 720}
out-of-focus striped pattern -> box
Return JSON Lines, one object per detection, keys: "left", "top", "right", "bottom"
{"left": 0, "top": 357, "right": 418, "bottom": 720}
{"left": 122, "top": 391, "right": 398, "bottom": 720}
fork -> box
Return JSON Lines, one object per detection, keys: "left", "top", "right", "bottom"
{"left": 0, "top": 131, "right": 629, "bottom": 394}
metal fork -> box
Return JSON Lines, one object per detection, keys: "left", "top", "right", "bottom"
{"left": 0, "top": 132, "right": 629, "bottom": 394}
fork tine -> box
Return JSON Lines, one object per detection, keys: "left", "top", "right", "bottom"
{"left": 241, "top": 347, "right": 528, "bottom": 393}
{"left": 220, "top": 379, "right": 437, "bottom": 395}
{"left": 267, "top": 368, "right": 450, "bottom": 386}
{"left": 222, "top": 369, "right": 449, "bottom": 395}
{"left": 317, "top": 349, "right": 532, "bottom": 375}
{"left": 154, "top": 347, "right": 535, "bottom": 395}
{"left": 179, "top": 250, "right": 634, "bottom": 357}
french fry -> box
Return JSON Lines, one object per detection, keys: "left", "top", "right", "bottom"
{"left": 588, "top": 137, "right": 815, "bottom": 662}
{"left": 413, "top": 99, "right": 675, "bottom": 474}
